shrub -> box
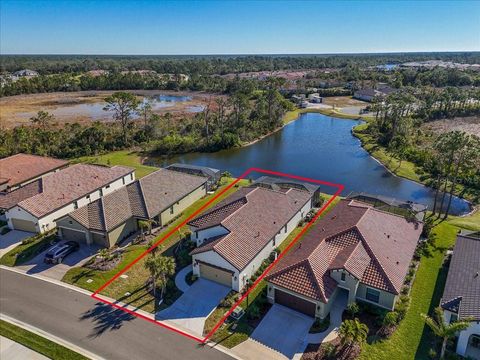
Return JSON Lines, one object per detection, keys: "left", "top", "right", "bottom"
{"left": 428, "top": 348, "right": 437, "bottom": 359}
{"left": 247, "top": 304, "right": 261, "bottom": 320}
{"left": 395, "top": 295, "right": 410, "bottom": 321}
{"left": 383, "top": 311, "right": 398, "bottom": 327}
{"left": 1, "top": 227, "right": 11, "bottom": 235}
{"left": 347, "top": 302, "right": 360, "bottom": 317}
{"left": 322, "top": 342, "right": 337, "bottom": 358}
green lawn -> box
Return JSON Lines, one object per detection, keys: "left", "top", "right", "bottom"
{"left": 73, "top": 150, "right": 157, "bottom": 178}
{"left": 0, "top": 233, "right": 56, "bottom": 267}
{"left": 359, "top": 214, "right": 480, "bottom": 360}
{"left": 0, "top": 320, "right": 88, "bottom": 360}
{"left": 205, "top": 195, "right": 341, "bottom": 348}
{"left": 62, "top": 177, "right": 249, "bottom": 311}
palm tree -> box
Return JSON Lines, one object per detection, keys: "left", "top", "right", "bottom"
{"left": 421, "top": 307, "right": 471, "bottom": 359}
{"left": 338, "top": 318, "right": 369, "bottom": 354}
{"left": 144, "top": 254, "right": 176, "bottom": 305}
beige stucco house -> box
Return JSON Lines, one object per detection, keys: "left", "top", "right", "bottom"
{"left": 56, "top": 169, "right": 207, "bottom": 248}
{"left": 265, "top": 199, "right": 423, "bottom": 318}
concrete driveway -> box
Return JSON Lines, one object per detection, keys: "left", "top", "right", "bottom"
{"left": 235, "top": 304, "right": 314, "bottom": 360}
{"left": 17, "top": 242, "right": 101, "bottom": 280}
{"left": 156, "top": 278, "right": 230, "bottom": 337}
{"left": 0, "top": 230, "right": 33, "bottom": 257}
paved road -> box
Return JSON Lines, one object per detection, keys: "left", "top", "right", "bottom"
{"left": 0, "top": 269, "right": 232, "bottom": 360}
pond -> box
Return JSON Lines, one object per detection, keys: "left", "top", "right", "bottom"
{"left": 154, "top": 113, "right": 471, "bottom": 215}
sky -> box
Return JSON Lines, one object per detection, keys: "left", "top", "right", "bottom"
{"left": 1, "top": 0, "right": 479, "bottom": 55}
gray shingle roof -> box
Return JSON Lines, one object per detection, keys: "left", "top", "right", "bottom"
{"left": 441, "top": 234, "right": 480, "bottom": 321}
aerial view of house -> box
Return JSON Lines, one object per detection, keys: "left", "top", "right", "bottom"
{"left": 188, "top": 182, "right": 315, "bottom": 291}
{"left": 441, "top": 232, "right": 480, "bottom": 359}
{"left": 265, "top": 199, "right": 423, "bottom": 318}
{"left": 166, "top": 163, "right": 221, "bottom": 190}
{"left": 4, "top": 163, "right": 135, "bottom": 233}
{"left": 56, "top": 168, "right": 208, "bottom": 247}
{"left": 0, "top": 153, "right": 68, "bottom": 212}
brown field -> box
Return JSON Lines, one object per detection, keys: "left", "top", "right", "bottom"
{"left": 0, "top": 90, "right": 219, "bottom": 128}
{"left": 422, "top": 116, "right": 480, "bottom": 137}
{"left": 322, "top": 96, "right": 369, "bottom": 108}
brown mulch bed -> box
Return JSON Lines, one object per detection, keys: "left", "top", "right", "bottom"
{"left": 301, "top": 338, "right": 361, "bottom": 360}
{"left": 85, "top": 255, "right": 122, "bottom": 271}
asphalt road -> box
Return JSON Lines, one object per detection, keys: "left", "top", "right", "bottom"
{"left": 0, "top": 269, "right": 233, "bottom": 360}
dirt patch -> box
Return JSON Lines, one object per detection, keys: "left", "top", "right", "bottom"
{"left": 0, "top": 90, "right": 220, "bottom": 128}
{"left": 322, "top": 96, "right": 369, "bottom": 108}
{"left": 422, "top": 116, "right": 480, "bottom": 137}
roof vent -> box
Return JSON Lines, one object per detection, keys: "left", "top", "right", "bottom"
{"left": 396, "top": 261, "right": 399, "bottom": 265}
{"left": 475, "top": 272, "right": 479, "bottom": 278}
{"left": 387, "top": 234, "right": 390, "bottom": 238}
{"left": 332, "top": 215, "right": 337, "bottom": 220}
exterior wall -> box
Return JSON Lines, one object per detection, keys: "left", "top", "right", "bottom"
{"left": 5, "top": 173, "right": 135, "bottom": 233}
{"left": 191, "top": 225, "right": 230, "bottom": 246}
{"left": 159, "top": 183, "right": 206, "bottom": 225}
{"left": 107, "top": 218, "right": 137, "bottom": 247}
{"left": 456, "top": 321, "right": 480, "bottom": 357}
{"left": 330, "top": 269, "right": 360, "bottom": 304}
{"left": 192, "top": 251, "right": 238, "bottom": 289}
{"left": 267, "top": 283, "right": 323, "bottom": 318}
{"left": 356, "top": 283, "right": 397, "bottom": 310}
{"left": 6, "top": 206, "right": 39, "bottom": 232}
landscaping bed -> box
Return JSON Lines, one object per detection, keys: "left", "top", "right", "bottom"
{"left": 0, "top": 231, "right": 58, "bottom": 266}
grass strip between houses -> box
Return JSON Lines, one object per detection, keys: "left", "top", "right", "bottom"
{"left": 0, "top": 319, "right": 89, "bottom": 360}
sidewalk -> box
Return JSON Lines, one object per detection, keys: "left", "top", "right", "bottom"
{"left": 1, "top": 336, "right": 49, "bottom": 360}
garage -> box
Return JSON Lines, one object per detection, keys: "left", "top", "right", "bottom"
{"left": 61, "top": 228, "right": 88, "bottom": 243}
{"left": 11, "top": 218, "right": 36, "bottom": 233}
{"left": 275, "top": 289, "right": 316, "bottom": 317}
{"left": 199, "top": 262, "right": 232, "bottom": 287}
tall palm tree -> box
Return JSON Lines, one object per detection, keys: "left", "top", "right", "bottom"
{"left": 338, "top": 318, "right": 369, "bottom": 354}
{"left": 144, "top": 254, "right": 176, "bottom": 304}
{"left": 421, "top": 307, "right": 471, "bottom": 359}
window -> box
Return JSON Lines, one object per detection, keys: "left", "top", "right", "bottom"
{"left": 73, "top": 201, "right": 78, "bottom": 210}
{"left": 272, "top": 236, "right": 276, "bottom": 246}
{"left": 341, "top": 271, "right": 346, "bottom": 282}
{"left": 130, "top": 174, "right": 134, "bottom": 180}
{"left": 122, "top": 178, "right": 125, "bottom": 185}
{"left": 284, "top": 225, "right": 287, "bottom": 233}
{"left": 366, "top": 288, "right": 380, "bottom": 303}
{"left": 471, "top": 335, "right": 480, "bottom": 349}
{"left": 170, "top": 206, "right": 174, "bottom": 214}
{"left": 99, "top": 189, "right": 103, "bottom": 196}
{"left": 106, "top": 185, "right": 110, "bottom": 189}
{"left": 450, "top": 313, "right": 458, "bottom": 323}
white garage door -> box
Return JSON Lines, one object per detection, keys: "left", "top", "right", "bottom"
{"left": 199, "top": 262, "right": 232, "bottom": 287}
{"left": 11, "top": 218, "right": 36, "bottom": 233}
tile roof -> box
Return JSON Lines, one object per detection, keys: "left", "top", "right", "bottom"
{"left": 0, "top": 179, "right": 42, "bottom": 210}
{"left": 66, "top": 169, "right": 207, "bottom": 232}
{"left": 189, "top": 186, "right": 312, "bottom": 270}
{"left": 441, "top": 234, "right": 480, "bottom": 321}
{"left": 17, "top": 164, "right": 134, "bottom": 218}
{"left": 0, "top": 153, "right": 68, "bottom": 189}
{"left": 266, "top": 199, "right": 423, "bottom": 302}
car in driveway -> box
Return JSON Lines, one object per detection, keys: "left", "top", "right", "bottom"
{"left": 44, "top": 241, "right": 80, "bottom": 264}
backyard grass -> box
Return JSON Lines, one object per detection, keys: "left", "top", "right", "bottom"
{"left": 0, "top": 319, "right": 88, "bottom": 360}
{"left": 62, "top": 177, "right": 249, "bottom": 311}
{"left": 73, "top": 150, "right": 157, "bottom": 178}
{"left": 0, "top": 232, "right": 56, "bottom": 267}
{"left": 359, "top": 213, "right": 480, "bottom": 360}
{"left": 204, "top": 195, "right": 341, "bottom": 348}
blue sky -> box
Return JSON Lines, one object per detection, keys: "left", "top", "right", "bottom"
{"left": 1, "top": 0, "right": 479, "bottom": 55}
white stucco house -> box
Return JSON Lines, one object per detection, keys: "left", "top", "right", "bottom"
{"left": 5, "top": 163, "right": 135, "bottom": 233}
{"left": 188, "top": 183, "right": 315, "bottom": 292}
{"left": 441, "top": 232, "right": 480, "bottom": 359}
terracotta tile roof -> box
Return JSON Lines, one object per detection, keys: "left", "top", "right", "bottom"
{"left": 0, "top": 153, "right": 68, "bottom": 189}
{"left": 17, "top": 164, "right": 134, "bottom": 218}
{"left": 266, "top": 199, "right": 423, "bottom": 301}
{"left": 65, "top": 169, "right": 206, "bottom": 232}
{"left": 189, "top": 186, "right": 312, "bottom": 270}
{"left": 0, "top": 179, "right": 42, "bottom": 210}
{"left": 441, "top": 234, "right": 480, "bottom": 321}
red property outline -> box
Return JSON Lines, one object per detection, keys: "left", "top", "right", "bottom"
{"left": 91, "top": 167, "right": 344, "bottom": 344}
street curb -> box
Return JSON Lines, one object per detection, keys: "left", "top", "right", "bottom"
{"left": 0, "top": 314, "right": 105, "bottom": 360}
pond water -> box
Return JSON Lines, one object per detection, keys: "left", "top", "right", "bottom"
{"left": 155, "top": 113, "right": 471, "bottom": 215}
{"left": 17, "top": 94, "right": 204, "bottom": 121}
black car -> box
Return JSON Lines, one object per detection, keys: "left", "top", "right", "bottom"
{"left": 44, "top": 241, "right": 80, "bottom": 264}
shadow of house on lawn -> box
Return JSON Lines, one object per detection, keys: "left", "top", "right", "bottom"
{"left": 80, "top": 302, "right": 136, "bottom": 338}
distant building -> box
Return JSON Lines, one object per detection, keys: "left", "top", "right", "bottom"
{"left": 308, "top": 93, "right": 323, "bottom": 103}
{"left": 12, "top": 69, "right": 39, "bottom": 78}
{"left": 353, "top": 84, "right": 397, "bottom": 102}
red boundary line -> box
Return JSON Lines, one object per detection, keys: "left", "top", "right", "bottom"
{"left": 91, "top": 167, "right": 344, "bottom": 344}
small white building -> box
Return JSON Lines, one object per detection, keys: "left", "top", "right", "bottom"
{"left": 441, "top": 233, "right": 480, "bottom": 359}
{"left": 188, "top": 185, "right": 314, "bottom": 292}
{"left": 5, "top": 164, "right": 135, "bottom": 233}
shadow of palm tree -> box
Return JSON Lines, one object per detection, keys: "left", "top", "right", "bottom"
{"left": 80, "top": 302, "right": 135, "bottom": 338}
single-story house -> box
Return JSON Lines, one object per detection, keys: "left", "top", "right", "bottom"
{"left": 5, "top": 164, "right": 135, "bottom": 233}
{"left": 188, "top": 185, "right": 313, "bottom": 291}
{"left": 353, "top": 85, "right": 397, "bottom": 102}
{"left": 166, "top": 163, "right": 221, "bottom": 190}
{"left": 265, "top": 199, "right": 423, "bottom": 318}
{"left": 0, "top": 153, "right": 68, "bottom": 193}
{"left": 56, "top": 169, "right": 208, "bottom": 248}
{"left": 441, "top": 232, "right": 480, "bottom": 359}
